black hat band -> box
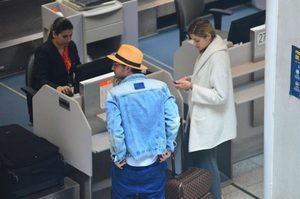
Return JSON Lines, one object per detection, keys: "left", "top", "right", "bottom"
{"left": 115, "top": 53, "right": 141, "bottom": 68}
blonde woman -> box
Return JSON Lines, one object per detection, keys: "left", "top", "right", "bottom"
{"left": 175, "top": 18, "right": 237, "bottom": 199}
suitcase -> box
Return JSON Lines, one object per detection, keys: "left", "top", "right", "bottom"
{"left": 0, "top": 124, "right": 65, "bottom": 199}
{"left": 166, "top": 118, "right": 213, "bottom": 199}
{"left": 166, "top": 165, "right": 213, "bottom": 199}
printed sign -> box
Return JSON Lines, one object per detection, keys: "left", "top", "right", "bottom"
{"left": 290, "top": 45, "right": 300, "bottom": 99}
{"left": 99, "top": 79, "right": 113, "bottom": 109}
{"left": 256, "top": 31, "right": 266, "bottom": 46}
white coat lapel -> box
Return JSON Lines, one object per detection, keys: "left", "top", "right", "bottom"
{"left": 192, "top": 35, "right": 227, "bottom": 78}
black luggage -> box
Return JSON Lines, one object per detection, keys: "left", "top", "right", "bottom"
{"left": 0, "top": 124, "right": 65, "bottom": 199}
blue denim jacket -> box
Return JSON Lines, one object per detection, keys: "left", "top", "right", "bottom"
{"left": 106, "top": 74, "right": 180, "bottom": 162}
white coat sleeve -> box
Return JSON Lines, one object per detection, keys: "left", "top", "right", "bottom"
{"left": 191, "top": 51, "right": 231, "bottom": 105}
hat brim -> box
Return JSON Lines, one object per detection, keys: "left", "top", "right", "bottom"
{"left": 107, "top": 54, "right": 148, "bottom": 71}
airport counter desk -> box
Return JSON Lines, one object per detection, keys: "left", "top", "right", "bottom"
{"left": 32, "top": 61, "right": 184, "bottom": 199}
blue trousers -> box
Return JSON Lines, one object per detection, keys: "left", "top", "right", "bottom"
{"left": 111, "top": 161, "right": 167, "bottom": 199}
{"left": 190, "top": 148, "right": 222, "bottom": 199}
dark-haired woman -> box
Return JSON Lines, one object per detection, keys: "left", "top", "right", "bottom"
{"left": 174, "top": 17, "right": 237, "bottom": 199}
{"left": 32, "top": 17, "right": 81, "bottom": 95}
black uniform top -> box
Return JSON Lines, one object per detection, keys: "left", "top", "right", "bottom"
{"left": 32, "top": 40, "right": 81, "bottom": 91}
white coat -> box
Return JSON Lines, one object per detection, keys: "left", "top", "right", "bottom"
{"left": 188, "top": 35, "right": 237, "bottom": 152}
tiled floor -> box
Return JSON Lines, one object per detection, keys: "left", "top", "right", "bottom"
{"left": 222, "top": 154, "right": 264, "bottom": 199}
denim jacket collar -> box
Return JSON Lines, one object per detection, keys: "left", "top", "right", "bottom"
{"left": 120, "top": 74, "right": 146, "bottom": 84}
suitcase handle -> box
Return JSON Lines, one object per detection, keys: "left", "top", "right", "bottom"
{"left": 171, "top": 110, "right": 191, "bottom": 176}
{"left": 171, "top": 153, "right": 176, "bottom": 177}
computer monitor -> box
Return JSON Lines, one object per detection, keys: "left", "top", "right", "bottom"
{"left": 74, "top": 57, "right": 113, "bottom": 93}
{"left": 227, "top": 10, "right": 266, "bottom": 44}
{"left": 79, "top": 72, "right": 115, "bottom": 134}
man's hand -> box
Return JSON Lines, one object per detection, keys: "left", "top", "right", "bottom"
{"left": 159, "top": 150, "right": 171, "bottom": 162}
{"left": 115, "top": 159, "right": 126, "bottom": 169}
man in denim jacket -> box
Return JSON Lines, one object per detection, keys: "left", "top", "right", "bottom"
{"left": 106, "top": 44, "right": 180, "bottom": 199}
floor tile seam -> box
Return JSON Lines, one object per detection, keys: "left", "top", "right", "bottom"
{"left": 231, "top": 183, "right": 261, "bottom": 199}
{"left": 233, "top": 180, "right": 263, "bottom": 188}
{"left": 222, "top": 185, "right": 242, "bottom": 195}
{"left": 223, "top": 189, "right": 254, "bottom": 199}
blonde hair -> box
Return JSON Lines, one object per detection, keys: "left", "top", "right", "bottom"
{"left": 187, "top": 17, "right": 216, "bottom": 40}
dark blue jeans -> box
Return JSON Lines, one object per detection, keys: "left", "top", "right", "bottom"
{"left": 111, "top": 161, "right": 167, "bottom": 199}
{"left": 190, "top": 147, "right": 222, "bottom": 199}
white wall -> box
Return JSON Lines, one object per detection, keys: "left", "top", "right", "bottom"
{"left": 265, "top": 0, "right": 300, "bottom": 198}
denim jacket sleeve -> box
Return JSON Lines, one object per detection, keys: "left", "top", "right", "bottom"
{"left": 106, "top": 91, "right": 127, "bottom": 162}
{"left": 163, "top": 86, "right": 180, "bottom": 152}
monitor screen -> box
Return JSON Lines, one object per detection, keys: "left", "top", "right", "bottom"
{"left": 74, "top": 57, "right": 113, "bottom": 93}
{"left": 79, "top": 72, "right": 115, "bottom": 134}
{"left": 227, "top": 10, "right": 266, "bottom": 44}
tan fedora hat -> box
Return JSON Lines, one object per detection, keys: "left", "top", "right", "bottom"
{"left": 107, "top": 44, "right": 148, "bottom": 71}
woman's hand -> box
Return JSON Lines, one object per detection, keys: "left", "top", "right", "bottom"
{"left": 174, "top": 76, "right": 192, "bottom": 90}
{"left": 56, "top": 85, "right": 72, "bottom": 95}
{"left": 176, "top": 76, "right": 191, "bottom": 82}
